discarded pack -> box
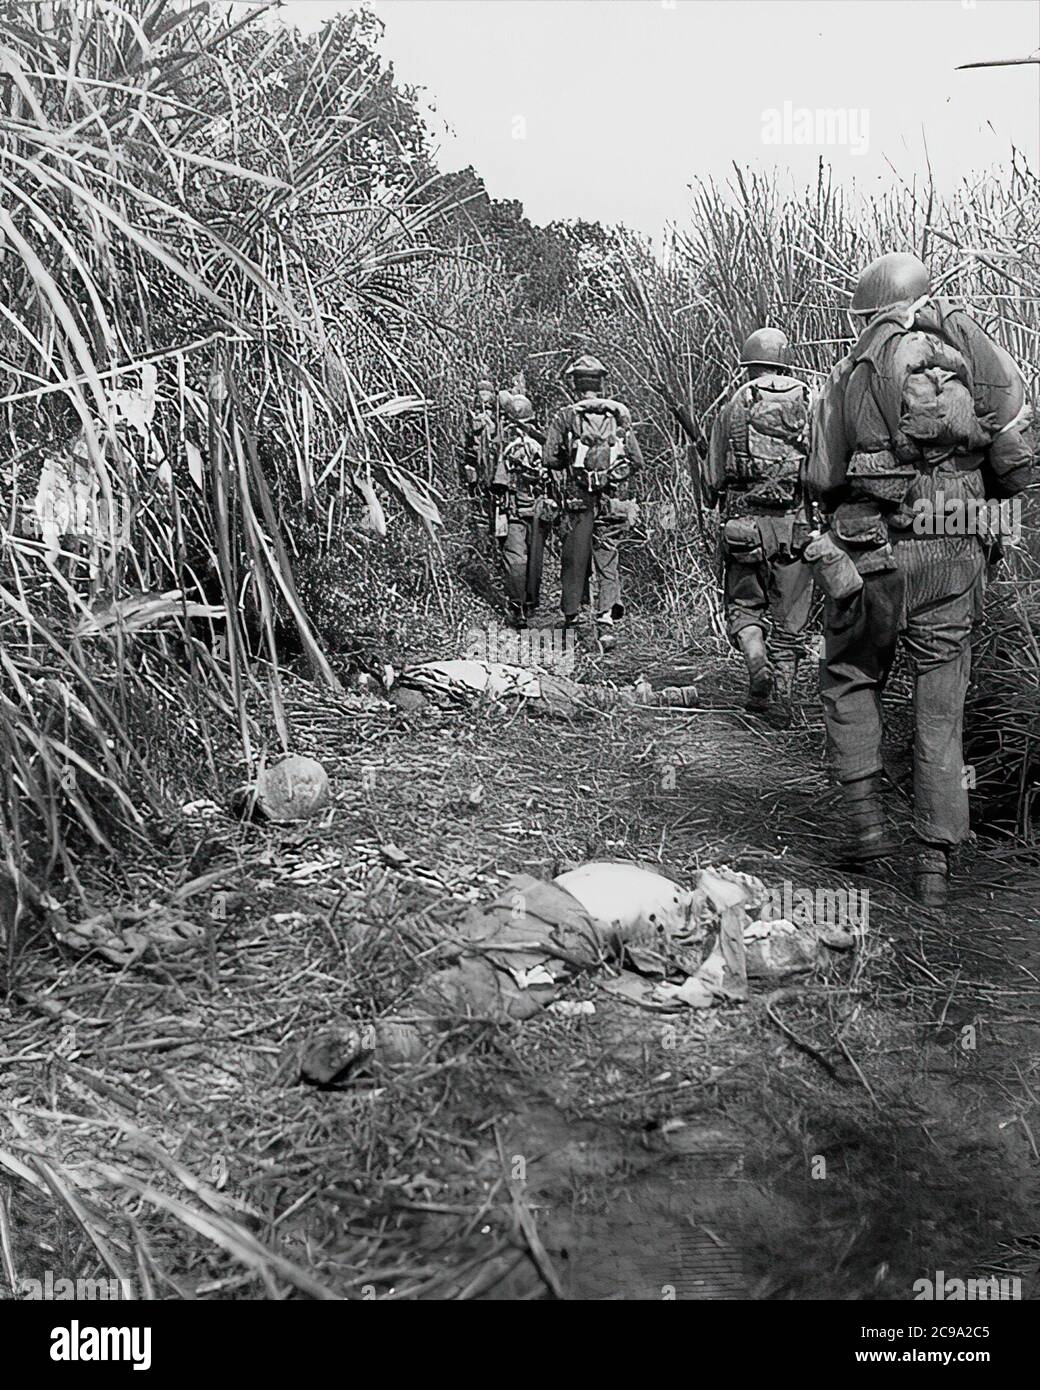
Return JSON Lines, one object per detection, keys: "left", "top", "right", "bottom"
{"left": 299, "top": 861, "right": 858, "bottom": 1079}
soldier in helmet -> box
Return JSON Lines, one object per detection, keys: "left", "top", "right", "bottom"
{"left": 705, "top": 328, "right": 814, "bottom": 720}
{"left": 809, "top": 252, "right": 1033, "bottom": 902}
{"left": 461, "top": 376, "right": 499, "bottom": 523}
{"left": 490, "top": 393, "right": 556, "bottom": 628}
{"left": 542, "top": 354, "right": 643, "bottom": 649}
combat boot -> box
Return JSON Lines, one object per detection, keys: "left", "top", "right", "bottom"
{"left": 736, "top": 626, "right": 773, "bottom": 712}
{"left": 770, "top": 657, "right": 799, "bottom": 726}
{"left": 838, "top": 774, "right": 898, "bottom": 863}
{"left": 595, "top": 612, "right": 617, "bottom": 652}
{"left": 913, "top": 843, "right": 949, "bottom": 907}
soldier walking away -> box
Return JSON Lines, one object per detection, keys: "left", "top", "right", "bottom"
{"left": 705, "top": 328, "right": 814, "bottom": 720}
{"left": 542, "top": 354, "right": 643, "bottom": 650}
{"left": 809, "top": 252, "right": 1034, "bottom": 904}
{"left": 461, "top": 376, "right": 499, "bottom": 523}
{"left": 490, "top": 393, "right": 557, "bottom": 628}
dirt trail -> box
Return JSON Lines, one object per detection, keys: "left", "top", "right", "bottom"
{"left": 394, "top": 646, "right": 1040, "bottom": 1301}
{"left": 478, "top": 675, "right": 1040, "bottom": 1301}
{"left": 3, "top": 616, "right": 1037, "bottom": 1303}
{"left": 237, "top": 614, "right": 1035, "bottom": 1300}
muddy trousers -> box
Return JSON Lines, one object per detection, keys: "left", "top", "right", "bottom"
{"left": 500, "top": 516, "right": 548, "bottom": 612}
{"left": 560, "top": 505, "right": 623, "bottom": 620}
{"left": 820, "top": 537, "right": 985, "bottom": 847}
{"left": 724, "top": 552, "right": 813, "bottom": 664}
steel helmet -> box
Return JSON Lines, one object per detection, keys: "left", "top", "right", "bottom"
{"left": 851, "top": 253, "right": 931, "bottom": 317}
{"left": 503, "top": 393, "right": 534, "bottom": 423}
{"left": 565, "top": 353, "right": 608, "bottom": 380}
{"left": 740, "top": 328, "right": 790, "bottom": 368}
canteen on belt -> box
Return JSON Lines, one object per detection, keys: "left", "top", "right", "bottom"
{"left": 804, "top": 530, "right": 864, "bottom": 602}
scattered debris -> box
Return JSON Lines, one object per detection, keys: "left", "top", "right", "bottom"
{"left": 53, "top": 906, "right": 206, "bottom": 967}
{"left": 745, "top": 916, "right": 853, "bottom": 981}
{"left": 299, "top": 860, "right": 858, "bottom": 1078}
{"left": 301, "top": 1024, "right": 375, "bottom": 1086}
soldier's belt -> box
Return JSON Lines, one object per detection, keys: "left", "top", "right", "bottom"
{"left": 727, "top": 498, "right": 804, "bottom": 519}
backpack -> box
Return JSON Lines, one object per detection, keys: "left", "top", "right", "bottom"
{"left": 500, "top": 430, "right": 543, "bottom": 488}
{"left": 569, "top": 399, "right": 627, "bottom": 491}
{"left": 882, "top": 330, "right": 993, "bottom": 465}
{"left": 726, "top": 375, "right": 809, "bottom": 507}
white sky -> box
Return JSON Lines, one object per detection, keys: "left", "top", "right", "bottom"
{"left": 262, "top": 0, "right": 1040, "bottom": 239}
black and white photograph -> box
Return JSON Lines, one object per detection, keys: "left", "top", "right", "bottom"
{"left": 0, "top": 0, "right": 1038, "bottom": 1352}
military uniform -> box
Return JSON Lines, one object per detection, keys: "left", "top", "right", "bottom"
{"left": 705, "top": 330, "right": 814, "bottom": 711}
{"left": 461, "top": 380, "right": 498, "bottom": 525}
{"left": 809, "top": 254, "right": 1033, "bottom": 898}
{"left": 491, "top": 403, "right": 556, "bottom": 624}
{"left": 542, "top": 358, "right": 643, "bottom": 643}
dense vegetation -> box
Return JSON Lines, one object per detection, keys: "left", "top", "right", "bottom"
{"left": 1, "top": 0, "right": 1037, "bottom": 925}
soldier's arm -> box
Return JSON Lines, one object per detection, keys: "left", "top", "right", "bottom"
{"left": 542, "top": 410, "right": 569, "bottom": 471}
{"left": 949, "top": 312, "right": 1034, "bottom": 497}
{"left": 702, "top": 405, "right": 729, "bottom": 509}
{"left": 623, "top": 423, "right": 644, "bottom": 471}
{"left": 807, "top": 359, "right": 858, "bottom": 511}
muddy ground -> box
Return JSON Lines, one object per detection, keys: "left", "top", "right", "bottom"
{"left": 1, "top": 591, "right": 1038, "bottom": 1301}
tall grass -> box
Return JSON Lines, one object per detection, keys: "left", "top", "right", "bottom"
{"left": 0, "top": 0, "right": 462, "bottom": 938}
{"left": 2, "top": 0, "right": 1038, "bottom": 945}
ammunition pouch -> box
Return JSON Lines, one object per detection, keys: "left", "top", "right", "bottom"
{"left": 830, "top": 502, "right": 897, "bottom": 574}
{"left": 723, "top": 516, "right": 765, "bottom": 565}
{"left": 831, "top": 501, "right": 889, "bottom": 548}
{"left": 847, "top": 450, "right": 917, "bottom": 505}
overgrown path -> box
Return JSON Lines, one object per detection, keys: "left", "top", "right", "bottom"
{"left": 1, "top": 633, "right": 1038, "bottom": 1301}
